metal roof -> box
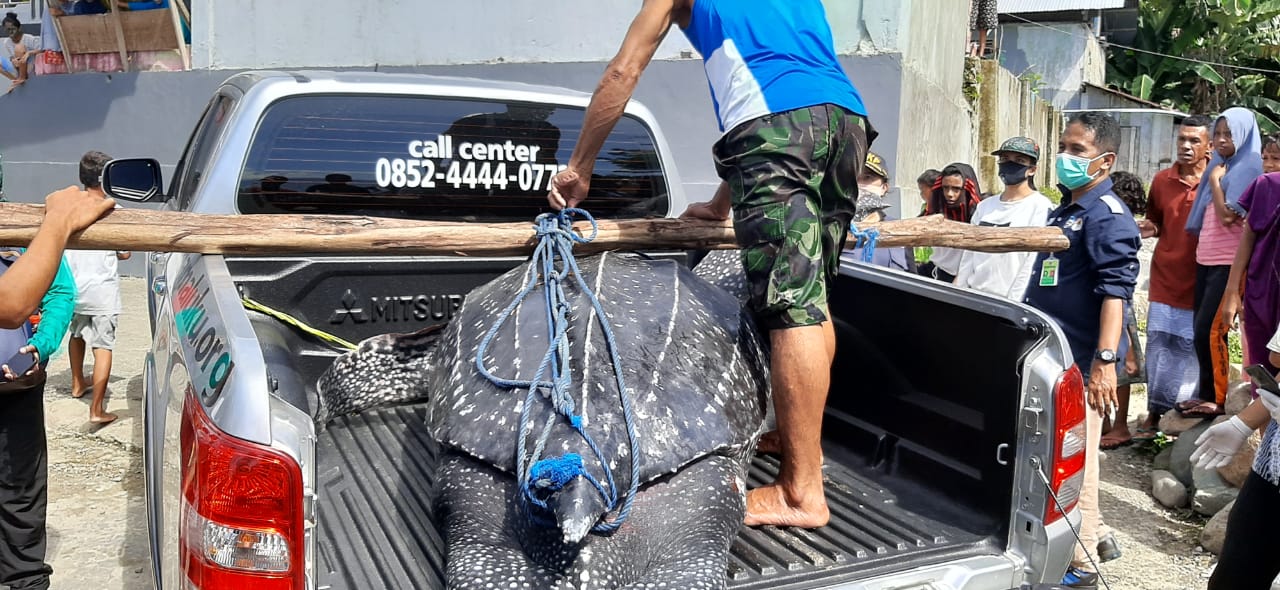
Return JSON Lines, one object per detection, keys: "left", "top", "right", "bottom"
{"left": 998, "top": 0, "right": 1127, "bottom": 13}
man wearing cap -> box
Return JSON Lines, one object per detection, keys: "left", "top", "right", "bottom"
{"left": 954, "top": 137, "right": 1053, "bottom": 300}
{"left": 848, "top": 152, "right": 914, "bottom": 272}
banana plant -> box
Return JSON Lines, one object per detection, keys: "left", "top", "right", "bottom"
{"left": 1106, "top": 0, "right": 1280, "bottom": 132}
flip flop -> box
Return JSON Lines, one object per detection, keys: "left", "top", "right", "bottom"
{"left": 1182, "top": 402, "right": 1224, "bottom": 418}
{"left": 1175, "top": 399, "right": 1202, "bottom": 412}
{"left": 1132, "top": 427, "right": 1159, "bottom": 442}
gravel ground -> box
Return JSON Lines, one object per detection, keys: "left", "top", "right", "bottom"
{"left": 39, "top": 272, "right": 1228, "bottom": 590}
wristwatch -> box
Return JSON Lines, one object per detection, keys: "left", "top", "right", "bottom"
{"left": 1094, "top": 349, "right": 1118, "bottom": 364}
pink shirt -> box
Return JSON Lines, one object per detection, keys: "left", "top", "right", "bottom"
{"left": 1196, "top": 203, "right": 1245, "bottom": 266}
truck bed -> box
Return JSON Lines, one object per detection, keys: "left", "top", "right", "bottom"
{"left": 314, "top": 405, "right": 996, "bottom": 590}
{"left": 230, "top": 255, "right": 1043, "bottom": 590}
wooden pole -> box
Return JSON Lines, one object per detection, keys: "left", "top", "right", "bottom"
{"left": 108, "top": 5, "right": 130, "bottom": 72}
{"left": 0, "top": 204, "right": 1069, "bottom": 256}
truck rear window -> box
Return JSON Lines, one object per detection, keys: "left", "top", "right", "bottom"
{"left": 236, "top": 95, "right": 670, "bottom": 221}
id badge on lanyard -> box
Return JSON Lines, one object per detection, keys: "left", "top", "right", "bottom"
{"left": 1039, "top": 254, "right": 1060, "bottom": 287}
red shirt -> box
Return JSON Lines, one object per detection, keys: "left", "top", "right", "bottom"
{"left": 1148, "top": 167, "right": 1201, "bottom": 309}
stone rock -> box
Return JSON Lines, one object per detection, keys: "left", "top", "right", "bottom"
{"left": 1225, "top": 380, "right": 1253, "bottom": 416}
{"left": 1218, "top": 427, "right": 1262, "bottom": 488}
{"left": 1201, "top": 499, "right": 1235, "bottom": 555}
{"left": 1151, "top": 469, "right": 1189, "bottom": 508}
{"left": 1230, "top": 363, "right": 1243, "bottom": 383}
{"left": 1153, "top": 445, "right": 1174, "bottom": 472}
{"left": 1192, "top": 464, "right": 1239, "bottom": 516}
{"left": 1170, "top": 420, "right": 1214, "bottom": 487}
{"left": 1161, "top": 409, "right": 1210, "bottom": 437}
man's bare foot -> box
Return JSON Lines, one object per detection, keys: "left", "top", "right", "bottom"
{"left": 71, "top": 384, "right": 90, "bottom": 399}
{"left": 89, "top": 412, "right": 118, "bottom": 425}
{"left": 1100, "top": 424, "right": 1132, "bottom": 450}
{"left": 756, "top": 430, "right": 781, "bottom": 455}
{"left": 744, "top": 484, "right": 829, "bottom": 528}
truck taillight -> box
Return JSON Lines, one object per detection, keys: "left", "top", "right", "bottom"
{"left": 179, "top": 392, "right": 304, "bottom": 589}
{"left": 1046, "top": 364, "right": 1086, "bottom": 524}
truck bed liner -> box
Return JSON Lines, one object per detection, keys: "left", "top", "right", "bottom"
{"left": 315, "top": 404, "right": 996, "bottom": 590}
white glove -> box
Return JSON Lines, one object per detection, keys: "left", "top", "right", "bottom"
{"left": 1257, "top": 389, "right": 1280, "bottom": 424}
{"left": 1191, "top": 416, "right": 1252, "bottom": 470}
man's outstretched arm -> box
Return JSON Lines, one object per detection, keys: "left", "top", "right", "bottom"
{"left": 549, "top": 0, "right": 680, "bottom": 210}
{"left": 0, "top": 187, "right": 115, "bottom": 328}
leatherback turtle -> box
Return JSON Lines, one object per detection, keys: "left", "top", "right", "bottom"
{"left": 318, "top": 248, "right": 768, "bottom": 589}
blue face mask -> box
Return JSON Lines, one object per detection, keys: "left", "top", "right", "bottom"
{"left": 1056, "top": 152, "right": 1112, "bottom": 190}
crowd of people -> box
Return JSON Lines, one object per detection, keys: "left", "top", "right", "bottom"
{"left": 849, "top": 110, "right": 1280, "bottom": 587}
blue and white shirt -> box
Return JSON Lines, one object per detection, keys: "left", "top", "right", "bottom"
{"left": 681, "top": 0, "right": 867, "bottom": 133}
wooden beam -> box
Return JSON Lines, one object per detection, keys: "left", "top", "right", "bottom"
{"left": 166, "top": 0, "right": 189, "bottom": 69}
{"left": 107, "top": 6, "right": 130, "bottom": 72}
{"left": 0, "top": 204, "right": 1070, "bottom": 256}
{"left": 47, "top": 3, "right": 77, "bottom": 73}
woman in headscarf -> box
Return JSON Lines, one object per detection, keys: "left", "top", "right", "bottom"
{"left": 918, "top": 163, "right": 982, "bottom": 282}
{"left": 1180, "top": 107, "right": 1263, "bottom": 418}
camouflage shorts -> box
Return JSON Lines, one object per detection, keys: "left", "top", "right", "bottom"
{"left": 713, "top": 104, "right": 869, "bottom": 330}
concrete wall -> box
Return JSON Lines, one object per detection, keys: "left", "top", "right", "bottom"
{"left": 192, "top": 0, "right": 878, "bottom": 69}
{"left": 974, "top": 60, "right": 1062, "bottom": 196}
{"left": 999, "top": 22, "right": 1106, "bottom": 110}
{"left": 889, "top": 0, "right": 973, "bottom": 215}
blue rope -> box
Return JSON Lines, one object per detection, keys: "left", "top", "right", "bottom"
{"left": 849, "top": 224, "right": 880, "bottom": 263}
{"left": 474, "top": 208, "right": 641, "bottom": 534}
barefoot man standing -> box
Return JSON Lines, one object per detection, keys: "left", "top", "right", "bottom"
{"left": 547, "top": 0, "right": 871, "bottom": 527}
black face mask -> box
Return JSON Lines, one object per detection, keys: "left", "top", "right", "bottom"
{"left": 998, "top": 161, "right": 1032, "bottom": 186}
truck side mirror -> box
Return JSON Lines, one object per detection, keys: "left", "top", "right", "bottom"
{"left": 102, "top": 158, "right": 165, "bottom": 202}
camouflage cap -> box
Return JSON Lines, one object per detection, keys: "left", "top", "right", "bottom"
{"left": 992, "top": 136, "right": 1040, "bottom": 161}
{"left": 863, "top": 152, "right": 890, "bottom": 180}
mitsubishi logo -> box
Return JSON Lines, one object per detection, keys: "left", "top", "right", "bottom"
{"left": 329, "top": 289, "right": 369, "bottom": 324}
{"left": 328, "top": 289, "right": 465, "bottom": 325}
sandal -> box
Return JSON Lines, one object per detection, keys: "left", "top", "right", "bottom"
{"left": 1181, "top": 402, "right": 1224, "bottom": 418}
{"left": 1132, "top": 427, "right": 1158, "bottom": 442}
{"left": 1175, "top": 399, "right": 1202, "bottom": 412}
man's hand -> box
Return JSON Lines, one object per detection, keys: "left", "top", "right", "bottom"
{"left": 681, "top": 200, "right": 731, "bottom": 221}
{"left": 1138, "top": 219, "right": 1158, "bottom": 239}
{"left": 43, "top": 185, "right": 115, "bottom": 235}
{"left": 1088, "top": 360, "right": 1118, "bottom": 417}
{"left": 1, "top": 346, "right": 39, "bottom": 381}
{"left": 548, "top": 167, "right": 589, "bottom": 210}
{"left": 1191, "top": 415, "right": 1252, "bottom": 470}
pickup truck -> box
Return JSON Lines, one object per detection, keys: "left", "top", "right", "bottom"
{"left": 107, "top": 70, "right": 1086, "bottom": 590}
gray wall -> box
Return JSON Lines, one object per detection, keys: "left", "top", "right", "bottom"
{"left": 0, "top": 56, "right": 906, "bottom": 275}
{"left": 891, "top": 0, "right": 973, "bottom": 215}
{"left": 193, "top": 0, "right": 877, "bottom": 69}
{"left": 999, "top": 23, "right": 1106, "bottom": 110}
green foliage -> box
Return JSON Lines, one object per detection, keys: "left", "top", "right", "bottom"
{"left": 1107, "top": 0, "right": 1280, "bottom": 132}
{"left": 964, "top": 57, "right": 983, "bottom": 110}
{"left": 1040, "top": 184, "right": 1063, "bottom": 205}
{"left": 1229, "top": 329, "right": 1244, "bottom": 365}
{"left": 1136, "top": 431, "right": 1175, "bottom": 456}
{"left": 1020, "top": 70, "right": 1046, "bottom": 97}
